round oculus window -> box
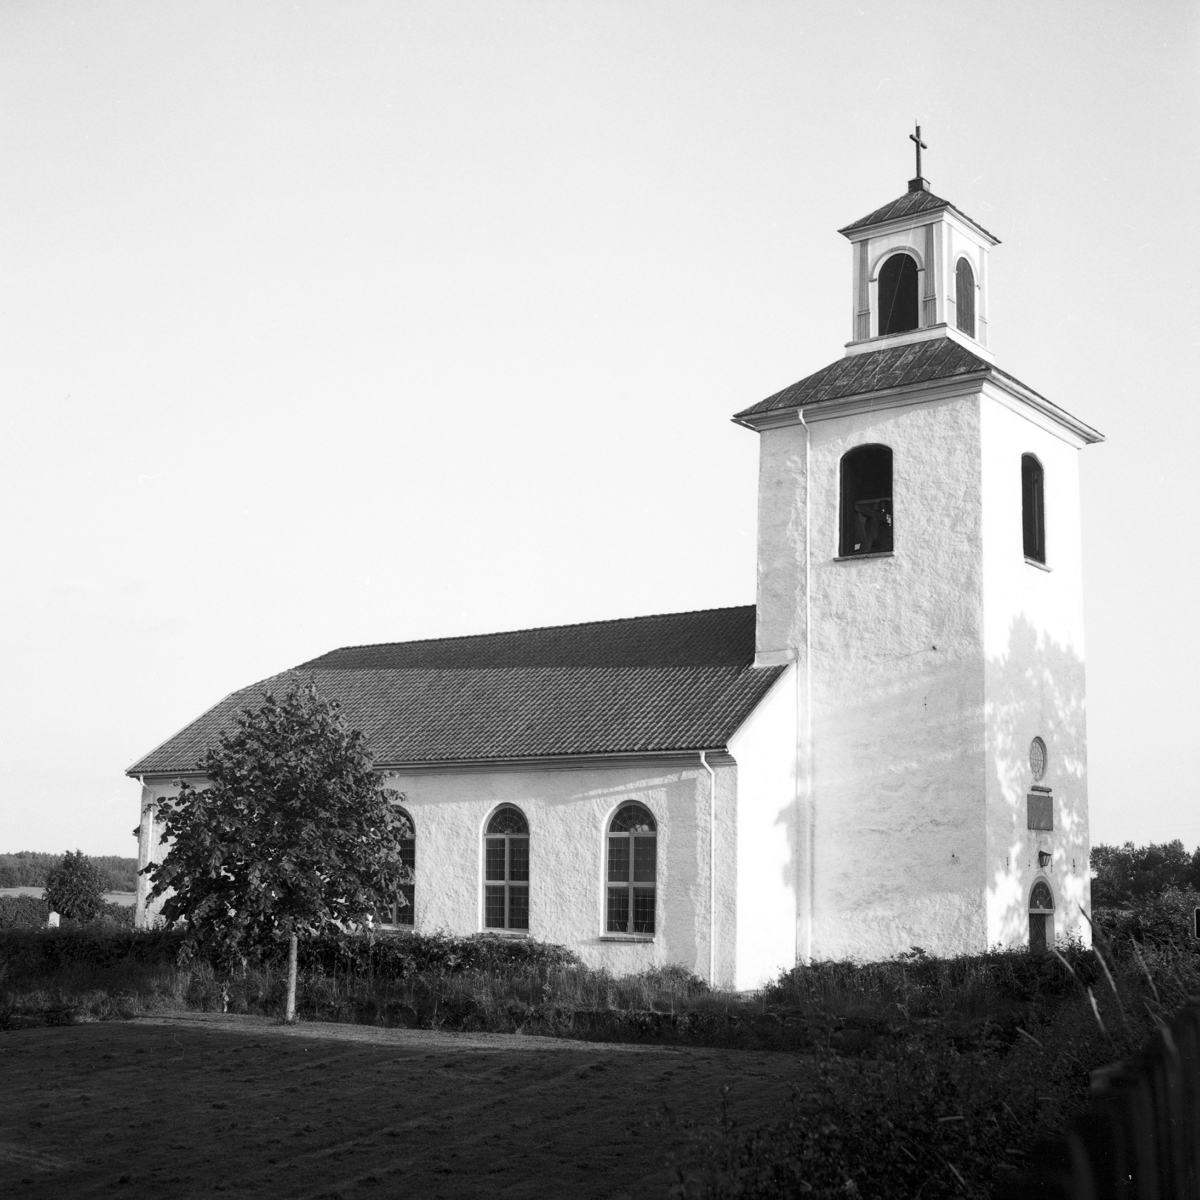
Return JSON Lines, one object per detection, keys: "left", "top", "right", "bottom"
{"left": 1029, "top": 737, "right": 1047, "bottom": 782}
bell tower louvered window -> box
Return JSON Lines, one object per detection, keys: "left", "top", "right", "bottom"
{"left": 1022, "top": 454, "right": 1045, "bottom": 564}
{"left": 955, "top": 258, "right": 976, "bottom": 337}
{"left": 840, "top": 445, "right": 894, "bottom": 557}
{"left": 878, "top": 253, "right": 919, "bottom": 335}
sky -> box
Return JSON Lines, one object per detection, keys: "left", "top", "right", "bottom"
{"left": 1, "top": 1, "right": 1197, "bottom": 858}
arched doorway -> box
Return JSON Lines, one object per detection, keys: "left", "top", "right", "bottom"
{"left": 1029, "top": 879, "right": 1054, "bottom": 952}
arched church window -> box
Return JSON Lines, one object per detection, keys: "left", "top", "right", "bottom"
{"left": 840, "top": 445, "right": 894, "bottom": 557}
{"left": 878, "top": 252, "right": 919, "bottom": 335}
{"left": 1028, "top": 879, "right": 1054, "bottom": 953}
{"left": 606, "top": 803, "right": 657, "bottom": 935}
{"left": 377, "top": 806, "right": 415, "bottom": 927}
{"left": 1022, "top": 454, "right": 1045, "bottom": 564}
{"left": 484, "top": 806, "right": 529, "bottom": 931}
{"left": 955, "top": 257, "right": 976, "bottom": 337}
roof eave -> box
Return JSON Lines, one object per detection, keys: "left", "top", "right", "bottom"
{"left": 374, "top": 747, "right": 737, "bottom": 772}
{"left": 123, "top": 683, "right": 257, "bottom": 779}
{"left": 130, "top": 746, "right": 738, "bottom": 781}
{"left": 839, "top": 201, "right": 1000, "bottom": 246}
{"left": 733, "top": 369, "right": 993, "bottom": 431}
{"left": 982, "top": 375, "right": 1105, "bottom": 446}
{"left": 734, "top": 365, "right": 1104, "bottom": 447}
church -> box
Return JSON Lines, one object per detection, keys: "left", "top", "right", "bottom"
{"left": 130, "top": 144, "right": 1102, "bottom": 989}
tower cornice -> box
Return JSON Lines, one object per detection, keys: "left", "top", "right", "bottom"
{"left": 844, "top": 321, "right": 995, "bottom": 362}
{"left": 732, "top": 337, "right": 1103, "bottom": 448}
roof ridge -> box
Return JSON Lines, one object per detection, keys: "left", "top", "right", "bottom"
{"left": 306, "top": 604, "right": 755, "bottom": 661}
{"left": 301, "top": 662, "right": 753, "bottom": 676}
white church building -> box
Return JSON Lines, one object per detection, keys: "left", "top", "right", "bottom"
{"left": 130, "top": 160, "right": 1102, "bottom": 989}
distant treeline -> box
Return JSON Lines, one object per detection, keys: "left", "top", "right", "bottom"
{"left": 0, "top": 852, "right": 137, "bottom": 892}
{"left": 1090, "top": 840, "right": 1200, "bottom": 907}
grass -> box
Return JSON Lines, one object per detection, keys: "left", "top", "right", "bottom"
{"left": 3, "top": 894, "right": 1199, "bottom": 1197}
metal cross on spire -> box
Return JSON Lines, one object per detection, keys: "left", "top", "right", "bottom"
{"left": 909, "top": 124, "right": 928, "bottom": 180}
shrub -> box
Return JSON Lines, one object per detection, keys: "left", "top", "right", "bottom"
{"left": 0, "top": 926, "right": 575, "bottom": 979}
{"left": 45, "top": 850, "right": 105, "bottom": 922}
{"left": 635, "top": 963, "right": 710, "bottom": 999}
{"left": 0, "top": 897, "right": 132, "bottom": 935}
{"left": 0, "top": 894, "right": 49, "bottom": 930}
{"left": 1092, "top": 886, "right": 1200, "bottom": 955}
{"left": 0, "top": 925, "right": 185, "bottom": 976}
{"left": 670, "top": 940, "right": 1200, "bottom": 1199}
{"left": 95, "top": 901, "right": 136, "bottom": 930}
{"left": 287, "top": 929, "right": 581, "bottom": 977}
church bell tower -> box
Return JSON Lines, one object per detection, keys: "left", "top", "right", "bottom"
{"left": 734, "top": 130, "right": 1103, "bottom": 962}
{"left": 840, "top": 125, "right": 998, "bottom": 355}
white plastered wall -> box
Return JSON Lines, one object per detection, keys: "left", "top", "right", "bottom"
{"left": 980, "top": 388, "right": 1091, "bottom": 949}
{"left": 727, "top": 663, "right": 798, "bottom": 989}
{"left": 756, "top": 389, "right": 990, "bottom": 961}
{"left": 138, "top": 756, "right": 741, "bottom": 986}
{"left": 134, "top": 775, "right": 206, "bottom": 926}
{"left": 383, "top": 758, "right": 738, "bottom": 985}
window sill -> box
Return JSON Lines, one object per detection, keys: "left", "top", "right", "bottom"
{"left": 598, "top": 935, "right": 655, "bottom": 944}
{"left": 834, "top": 551, "right": 895, "bottom": 563}
{"left": 480, "top": 929, "right": 529, "bottom": 939}
{"left": 1025, "top": 557, "right": 1052, "bottom": 572}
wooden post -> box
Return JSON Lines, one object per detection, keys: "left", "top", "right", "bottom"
{"left": 285, "top": 933, "right": 298, "bottom": 1023}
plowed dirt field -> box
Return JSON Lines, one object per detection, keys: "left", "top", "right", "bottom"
{"left": 0, "top": 1013, "right": 814, "bottom": 1198}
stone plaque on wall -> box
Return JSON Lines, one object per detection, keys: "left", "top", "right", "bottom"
{"left": 1027, "top": 793, "right": 1053, "bottom": 831}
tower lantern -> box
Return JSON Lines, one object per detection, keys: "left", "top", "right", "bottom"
{"left": 838, "top": 131, "right": 999, "bottom": 353}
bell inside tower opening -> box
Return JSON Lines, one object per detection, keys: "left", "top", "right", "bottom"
{"left": 878, "top": 253, "right": 920, "bottom": 335}
{"left": 839, "top": 445, "right": 894, "bottom": 556}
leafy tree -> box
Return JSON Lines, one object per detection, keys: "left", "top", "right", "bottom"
{"left": 146, "top": 681, "right": 411, "bottom": 1021}
{"left": 1090, "top": 840, "right": 1200, "bottom": 907}
{"left": 45, "top": 850, "right": 106, "bottom": 922}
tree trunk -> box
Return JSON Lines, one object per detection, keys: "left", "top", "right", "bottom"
{"left": 285, "top": 933, "right": 298, "bottom": 1023}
